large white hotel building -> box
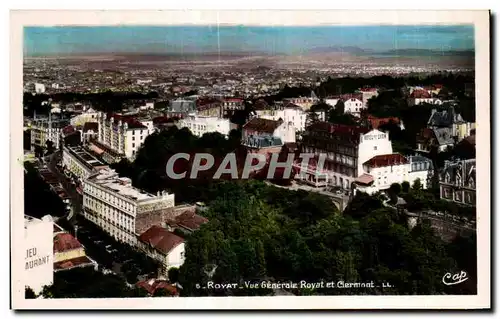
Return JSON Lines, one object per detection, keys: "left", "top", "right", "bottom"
{"left": 82, "top": 168, "right": 176, "bottom": 246}
{"left": 298, "top": 122, "right": 433, "bottom": 194}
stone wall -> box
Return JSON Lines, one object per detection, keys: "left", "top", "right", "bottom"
{"left": 135, "top": 204, "right": 196, "bottom": 235}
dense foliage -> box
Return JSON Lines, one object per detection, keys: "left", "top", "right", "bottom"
{"left": 177, "top": 181, "right": 477, "bottom": 296}
{"left": 39, "top": 267, "right": 149, "bottom": 298}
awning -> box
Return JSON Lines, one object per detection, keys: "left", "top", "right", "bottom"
{"left": 355, "top": 174, "right": 374, "bottom": 185}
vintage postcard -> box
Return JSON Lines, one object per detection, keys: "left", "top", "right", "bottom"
{"left": 10, "top": 10, "right": 490, "bottom": 310}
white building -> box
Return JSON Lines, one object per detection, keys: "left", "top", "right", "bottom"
{"left": 324, "top": 98, "right": 340, "bottom": 108}
{"left": 178, "top": 115, "right": 232, "bottom": 138}
{"left": 62, "top": 145, "right": 109, "bottom": 182}
{"left": 34, "top": 83, "right": 46, "bottom": 94}
{"left": 408, "top": 89, "right": 443, "bottom": 106}
{"left": 94, "top": 112, "right": 154, "bottom": 162}
{"left": 82, "top": 168, "right": 176, "bottom": 246}
{"left": 139, "top": 102, "right": 155, "bottom": 110}
{"left": 137, "top": 226, "right": 186, "bottom": 277}
{"left": 30, "top": 116, "right": 69, "bottom": 151}
{"left": 255, "top": 104, "right": 325, "bottom": 132}
{"left": 408, "top": 155, "right": 433, "bottom": 190}
{"left": 24, "top": 215, "right": 54, "bottom": 295}
{"left": 324, "top": 94, "right": 366, "bottom": 117}
{"left": 300, "top": 124, "right": 393, "bottom": 190}
{"left": 354, "top": 154, "right": 434, "bottom": 195}
{"left": 344, "top": 97, "right": 365, "bottom": 117}
{"left": 355, "top": 154, "right": 411, "bottom": 194}
{"left": 242, "top": 117, "right": 296, "bottom": 144}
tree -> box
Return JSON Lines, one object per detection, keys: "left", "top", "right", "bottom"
{"left": 45, "top": 140, "right": 55, "bottom": 155}
{"left": 128, "top": 287, "right": 149, "bottom": 297}
{"left": 412, "top": 179, "right": 423, "bottom": 191}
{"left": 168, "top": 267, "right": 180, "bottom": 283}
{"left": 305, "top": 110, "right": 320, "bottom": 128}
{"left": 153, "top": 288, "right": 172, "bottom": 297}
{"left": 34, "top": 145, "right": 44, "bottom": 158}
{"left": 389, "top": 183, "right": 402, "bottom": 196}
{"left": 401, "top": 181, "right": 410, "bottom": 193}
{"left": 25, "top": 287, "right": 36, "bottom": 299}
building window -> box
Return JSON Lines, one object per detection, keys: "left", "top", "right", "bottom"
{"left": 132, "top": 143, "right": 135, "bottom": 148}
{"left": 374, "top": 146, "right": 377, "bottom": 151}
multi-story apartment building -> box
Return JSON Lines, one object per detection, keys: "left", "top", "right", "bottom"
{"left": 82, "top": 168, "right": 176, "bottom": 246}
{"left": 30, "top": 116, "right": 69, "bottom": 151}
{"left": 439, "top": 159, "right": 476, "bottom": 206}
{"left": 178, "top": 115, "right": 232, "bottom": 138}
{"left": 93, "top": 112, "right": 154, "bottom": 163}
{"left": 255, "top": 103, "right": 326, "bottom": 133}
{"left": 62, "top": 145, "right": 109, "bottom": 182}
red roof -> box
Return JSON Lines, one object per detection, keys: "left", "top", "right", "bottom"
{"left": 410, "top": 89, "right": 432, "bottom": 98}
{"left": 363, "top": 153, "right": 408, "bottom": 168}
{"left": 54, "top": 256, "right": 94, "bottom": 271}
{"left": 107, "top": 113, "right": 147, "bottom": 129}
{"left": 138, "top": 226, "right": 184, "bottom": 255}
{"left": 223, "top": 98, "right": 243, "bottom": 103}
{"left": 167, "top": 211, "right": 208, "bottom": 231}
{"left": 62, "top": 125, "right": 76, "bottom": 136}
{"left": 355, "top": 174, "right": 375, "bottom": 185}
{"left": 307, "top": 121, "right": 369, "bottom": 137}
{"left": 243, "top": 118, "right": 282, "bottom": 134}
{"left": 54, "top": 233, "right": 82, "bottom": 253}
{"left": 341, "top": 93, "right": 363, "bottom": 101}
{"left": 136, "top": 279, "right": 179, "bottom": 296}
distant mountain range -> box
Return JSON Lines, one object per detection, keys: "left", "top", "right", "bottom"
{"left": 308, "top": 46, "right": 474, "bottom": 57}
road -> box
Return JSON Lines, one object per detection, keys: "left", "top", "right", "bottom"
{"left": 46, "top": 151, "right": 82, "bottom": 224}
{"left": 264, "top": 180, "right": 351, "bottom": 211}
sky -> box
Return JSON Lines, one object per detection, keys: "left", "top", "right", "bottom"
{"left": 23, "top": 25, "right": 475, "bottom": 56}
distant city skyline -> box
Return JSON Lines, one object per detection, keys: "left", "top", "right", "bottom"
{"left": 24, "top": 25, "right": 475, "bottom": 56}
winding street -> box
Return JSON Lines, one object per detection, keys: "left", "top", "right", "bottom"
{"left": 46, "top": 151, "right": 81, "bottom": 224}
